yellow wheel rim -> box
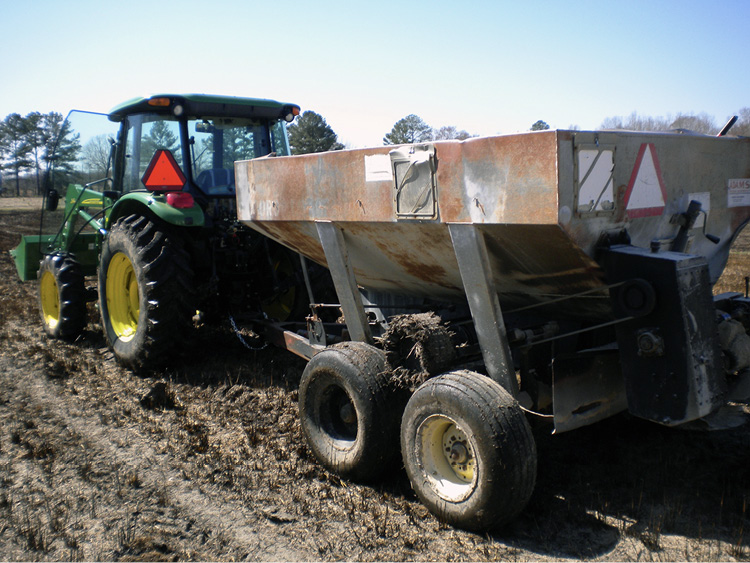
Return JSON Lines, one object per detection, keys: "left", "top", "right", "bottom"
{"left": 106, "top": 252, "right": 140, "bottom": 341}
{"left": 418, "top": 414, "right": 478, "bottom": 502}
{"left": 40, "top": 270, "right": 60, "bottom": 330}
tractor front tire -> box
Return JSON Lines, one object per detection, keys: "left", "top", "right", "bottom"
{"left": 38, "top": 252, "right": 87, "bottom": 340}
{"left": 99, "top": 215, "right": 195, "bottom": 370}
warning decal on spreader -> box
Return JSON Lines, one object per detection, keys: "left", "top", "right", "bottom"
{"left": 623, "top": 143, "right": 667, "bottom": 218}
{"left": 728, "top": 178, "right": 750, "bottom": 208}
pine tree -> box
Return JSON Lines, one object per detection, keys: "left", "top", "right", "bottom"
{"left": 530, "top": 120, "right": 550, "bottom": 131}
{"left": 0, "top": 114, "right": 33, "bottom": 195}
{"left": 43, "top": 112, "right": 82, "bottom": 190}
{"left": 287, "top": 111, "right": 344, "bottom": 155}
{"left": 383, "top": 115, "right": 432, "bottom": 145}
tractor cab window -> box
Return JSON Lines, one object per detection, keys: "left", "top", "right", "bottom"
{"left": 121, "top": 114, "right": 183, "bottom": 194}
{"left": 189, "top": 117, "right": 291, "bottom": 196}
{"left": 271, "top": 120, "right": 292, "bottom": 156}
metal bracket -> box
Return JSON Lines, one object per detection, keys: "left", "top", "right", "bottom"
{"left": 315, "top": 221, "right": 373, "bottom": 344}
{"left": 448, "top": 223, "right": 518, "bottom": 396}
{"left": 307, "top": 316, "right": 327, "bottom": 346}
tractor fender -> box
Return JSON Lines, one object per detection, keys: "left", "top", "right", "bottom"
{"left": 107, "top": 192, "right": 205, "bottom": 231}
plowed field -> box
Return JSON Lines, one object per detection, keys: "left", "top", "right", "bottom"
{"left": 1, "top": 198, "right": 749, "bottom": 561}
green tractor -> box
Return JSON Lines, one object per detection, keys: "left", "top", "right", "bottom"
{"left": 12, "top": 94, "right": 308, "bottom": 370}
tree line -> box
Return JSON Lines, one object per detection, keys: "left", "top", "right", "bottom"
{"left": 286, "top": 111, "right": 477, "bottom": 154}
{"left": 3, "top": 108, "right": 750, "bottom": 193}
{"left": 288, "top": 108, "right": 750, "bottom": 156}
{"left": 600, "top": 109, "right": 750, "bottom": 136}
{"left": 0, "top": 112, "right": 81, "bottom": 196}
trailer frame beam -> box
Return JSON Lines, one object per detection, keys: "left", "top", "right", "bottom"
{"left": 316, "top": 221, "right": 373, "bottom": 345}
{"left": 448, "top": 223, "right": 519, "bottom": 396}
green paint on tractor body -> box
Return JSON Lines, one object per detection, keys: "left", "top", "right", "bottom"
{"left": 10, "top": 93, "right": 296, "bottom": 284}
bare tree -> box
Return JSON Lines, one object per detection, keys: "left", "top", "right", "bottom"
{"left": 731, "top": 108, "right": 750, "bottom": 136}
{"left": 669, "top": 113, "right": 719, "bottom": 135}
{"left": 600, "top": 112, "right": 672, "bottom": 131}
{"left": 600, "top": 111, "right": 722, "bottom": 134}
{"left": 81, "top": 134, "right": 112, "bottom": 178}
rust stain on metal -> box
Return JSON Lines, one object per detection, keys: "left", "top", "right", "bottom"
{"left": 343, "top": 222, "right": 463, "bottom": 297}
{"left": 237, "top": 131, "right": 750, "bottom": 320}
{"left": 237, "top": 148, "right": 394, "bottom": 223}
{"left": 437, "top": 132, "right": 559, "bottom": 224}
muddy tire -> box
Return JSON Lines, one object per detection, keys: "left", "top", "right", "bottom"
{"left": 298, "top": 342, "right": 404, "bottom": 482}
{"left": 99, "top": 215, "right": 195, "bottom": 370}
{"left": 37, "top": 252, "right": 86, "bottom": 340}
{"left": 401, "top": 370, "right": 536, "bottom": 531}
{"left": 383, "top": 312, "right": 455, "bottom": 378}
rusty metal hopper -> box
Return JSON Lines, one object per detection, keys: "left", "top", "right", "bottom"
{"left": 235, "top": 130, "right": 750, "bottom": 322}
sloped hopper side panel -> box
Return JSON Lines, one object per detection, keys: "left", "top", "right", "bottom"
{"left": 235, "top": 131, "right": 750, "bottom": 321}
{"left": 235, "top": 133, "right": 611, "bottom": 320}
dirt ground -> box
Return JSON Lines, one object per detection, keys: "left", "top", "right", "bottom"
{"left": 1, "top": 199, "right": 749, "bottom": 561}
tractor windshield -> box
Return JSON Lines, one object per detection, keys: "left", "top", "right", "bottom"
{"left": 118, "top": 113, "right": 289, "bottom": 196}
{"left": 118, "top": 114, "right": 291, "bottom": 197}
{"left": 188, "top": 117, "right": 291, "bottom": 196}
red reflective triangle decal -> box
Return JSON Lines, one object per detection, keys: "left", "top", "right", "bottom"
{"left": 623, "top": 143, "right": 667, "bottom": 218}
{"left": 141, "top": 149, "right": 186, "bottom": 191}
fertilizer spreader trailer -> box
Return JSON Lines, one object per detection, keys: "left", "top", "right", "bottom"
{"left": 12, "top": 96, "right": 750, "bottom": 531}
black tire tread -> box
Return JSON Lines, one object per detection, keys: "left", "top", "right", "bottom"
{"left": 401, "top": 370, "right": 536, "bottom": 531}
{"left": 299, "top": 342, "right": 404, "bottom": 482}
{"left": 99, "top": 215, "right": 195, "bottom": 370}
{"left": 38, "top": 252, "right": 87, "bottom": 340}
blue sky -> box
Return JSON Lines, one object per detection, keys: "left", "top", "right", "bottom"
{"left": 2, "top": 0, "right": 749, "bottom": 147}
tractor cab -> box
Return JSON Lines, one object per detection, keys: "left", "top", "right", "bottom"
{"left": 108, "top": 95, "right": 299, "bottom": 204}
{"left": 13, "top": 94, "right": 300, "bottom": 280}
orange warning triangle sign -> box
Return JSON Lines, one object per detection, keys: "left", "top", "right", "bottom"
{"left": 141, "top": 149, "right": 186, "bottom": 191}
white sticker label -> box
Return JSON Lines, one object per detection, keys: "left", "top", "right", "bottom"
{"left": 364, "top": 154, "right": 393, "bottom": 183}
{"left": 577, "top": 148, "right": 614, "bottom": 212}
{"left": 728, "top": 178, "right": 750, "bottom": 208}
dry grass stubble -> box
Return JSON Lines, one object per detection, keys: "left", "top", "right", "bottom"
{"left": 0, "top": 203, "right": 749, "bottom": 561}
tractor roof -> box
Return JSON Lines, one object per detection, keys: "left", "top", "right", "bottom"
{"left": 108, "top": 94, "right": 300, "bottom": 122}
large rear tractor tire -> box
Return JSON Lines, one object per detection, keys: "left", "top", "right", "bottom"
{"left": 37, "top": 252, "right": 87, "bottom": 340}
{"left": 401, "top": 370, "right": 537, "bottom": 531}
{"left": 98, "top": 215, "right": 195, "bottom": 370}
{"left": 298, "top": 342, "right": 406, "bottom": 482}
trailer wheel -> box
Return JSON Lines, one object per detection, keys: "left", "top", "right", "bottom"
{"left": 37, "top": 252, "right": 86, "bottom": 340}
{"left": 99, "top": 215, "right": 195, "bottom": 370}
{"left": 401, "top": 370, "right": 537, "bottom": 531}
{"left": 299, "top": 342, "right": 404, "bottom": 482}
